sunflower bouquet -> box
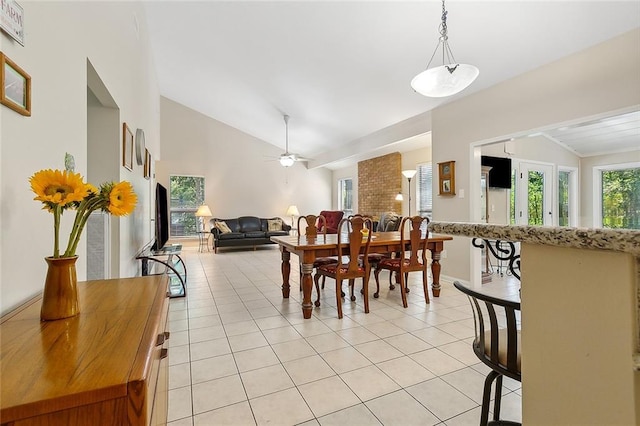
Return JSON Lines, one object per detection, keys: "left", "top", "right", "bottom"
{"left": 30, "top": 169, "right": 137, "bottom": 258}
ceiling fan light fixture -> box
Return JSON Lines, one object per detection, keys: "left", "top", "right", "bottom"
{"left": 411, "top": 0, "right": 478, "bottom": 98}
{"left": 279, "top": 155, "right": 295, "bottom": 167}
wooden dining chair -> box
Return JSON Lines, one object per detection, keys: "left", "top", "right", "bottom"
{"left": 454, "top": 281, "right": 521, "bottom": 426}
{"left": 373, "top": 216, "right": 430, "bottom": 307}
{"left": 349, "top": 214, "right": 390, "bottom": 295}
{"left": 313, "top": 216, "right": 373, "bottom": 318}
{"left": 297, "top": 214, "right": 338, "bottom": 293}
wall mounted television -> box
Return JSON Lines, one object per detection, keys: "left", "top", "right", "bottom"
{"left": 481, "top": 156, "right": 513, "bottom": 189}
{"left": 152, "top": 183, "right": 169, "bottom": 251}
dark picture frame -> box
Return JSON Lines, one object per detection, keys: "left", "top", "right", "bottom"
{"left": 143, "top": 148, "right": 151, "bottom": 179}
{"left": 123, "top": 123, "right": 134, "bottom": 171}
{"left": 0, "top": 52, "right": 31, "bottom": 116}
{"left": 438, "top": 160, "right": 456, "bottom": 196}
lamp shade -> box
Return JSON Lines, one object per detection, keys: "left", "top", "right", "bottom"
{"left": 402, "top": 169, "right": 417, "bottom": 179}
{"left": 286, "top": 205, "right": 300, "bottom": 216}
{"left": 411, "top": 64, "right": 479, "bottom": 98}
{"left": 395, "top": 193, "right": 404, "bottom": 201}
{"left": 195, "top": 205, "right": 213, "bottom": 217}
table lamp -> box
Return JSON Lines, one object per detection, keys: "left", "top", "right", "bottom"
{"left": 286, "top": 205, "right": 300, "bottom": 228}
{"left": 195, "top": 205, "right": 213, "bottom": 232}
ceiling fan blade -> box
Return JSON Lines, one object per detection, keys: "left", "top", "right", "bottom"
{"left": 290, "top": 153, "right": 311, "bottom": 162}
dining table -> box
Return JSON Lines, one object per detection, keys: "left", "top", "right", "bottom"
{"left": 270, "top": 231, "right": 453, "bottom": 319}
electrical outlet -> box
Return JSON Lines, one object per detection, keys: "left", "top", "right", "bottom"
{"left": 440, "top": 250, "right": 447, "bottom": 259}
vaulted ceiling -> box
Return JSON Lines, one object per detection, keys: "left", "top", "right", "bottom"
{"left": 143, "top": 1, "right": 640, "bottom": 167}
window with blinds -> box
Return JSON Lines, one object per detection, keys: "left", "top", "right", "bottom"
{"left": 416, "top": 163, "right": 433, "bottom": 218}
{"left": 338, "top": 178, "right": 353, "bottom": 216}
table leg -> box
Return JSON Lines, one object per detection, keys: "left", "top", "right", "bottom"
{"left": 300, "top": 263, "right": 314, "bottom": 319}
{"left": 430, "top": 250, "right": 442, "bottom": 297}
{"left": 281, "top": 247, "right": 291, "bottom": 298}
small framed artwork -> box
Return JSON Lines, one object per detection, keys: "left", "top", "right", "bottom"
{"left": 0, "top": 52, "right": 31, "bottom": 116}
{"left": 122, "top": 123, "right": 134, "bottom": 171}
{"left": 143, "top": 148, "right": 151, "bottom": 180}
{"left": 438, "top": 160, "right": 456, "bottom": 196}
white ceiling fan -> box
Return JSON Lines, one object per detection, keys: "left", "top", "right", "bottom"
{"left": 278, "top": 114, "right": 310, "bottom": 167}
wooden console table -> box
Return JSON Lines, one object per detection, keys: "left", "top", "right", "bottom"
{"left": 0, "top": 275, "right": 170, "bottom": 425}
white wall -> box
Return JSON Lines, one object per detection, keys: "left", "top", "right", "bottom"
{"left": 157, "top": 98, "right": 332, "bottom": 225}
{"left": 0, "top": 2, "right": 160, "bottom": 314}
{"left": 432, "top": 28, "right": 640, "bottom": 282}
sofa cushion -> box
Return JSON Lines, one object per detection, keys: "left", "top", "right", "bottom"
{"left": 238, "top": 216, "right": 262, "bottom": 233}
{"left": 266, "top": 230, "right": 289, "bottom": 237}
{"left": 218, "top": 232, "right": 245, "bottom": 240}
{"left": 244, "top": 231, "right": 267, "bottom": 239}
{"left": 267, "top": 218, "right": 283, "bottom": 231}
{"left": 215, "top": 221, "right": 232, "bottom": 234}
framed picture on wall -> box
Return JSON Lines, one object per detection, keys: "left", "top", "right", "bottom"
{"left": 438, "top": 161, "right": 456, "bottom": 196}
{"left": 122, "top": 123, "right": 134, "bottom": 171}
{"left": 143, "top": 148, "right": 151, "bottom": 179}
{"left": 0, "top": 52, "right": 31, "bottom": 116}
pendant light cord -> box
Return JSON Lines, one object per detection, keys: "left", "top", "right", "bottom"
{"left": 424, "top": 0, "right": 459, "bottom": 72}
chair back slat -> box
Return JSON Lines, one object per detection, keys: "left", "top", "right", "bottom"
{"left": 399, "top": 216, "right": 430, "bottom": 269}
{"left": 337, "top": 216, "right": 372, "bottom": 274}
{"left": 506, "top": 307, "right": 519, "bottom": 372}
{"left": 485, "top": 302, "right": 500, "bottom": 363}
{"left": 298, "top": 214, "right": 327, "bottom": 238}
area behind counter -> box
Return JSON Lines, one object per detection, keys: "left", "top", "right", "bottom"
{"left": 428, "top": 222, "right": 640, "bottom": 425}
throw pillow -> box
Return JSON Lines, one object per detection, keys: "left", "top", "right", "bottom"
{"left": 215, "top": 221, "right": 232, "bottom": 234}
{"left": 267, "top": 218, "right": 283, "bottom": 231}
{"left": 384, "top": 216, "right": 400, "bottom": 232}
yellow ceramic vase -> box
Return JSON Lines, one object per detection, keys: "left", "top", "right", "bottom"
{"left": 41, "top": 256, "right": 79, "bottom": 321}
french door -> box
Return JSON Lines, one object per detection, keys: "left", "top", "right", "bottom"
{"left": 516, "top": 162, "right": 553, "bottom": 226}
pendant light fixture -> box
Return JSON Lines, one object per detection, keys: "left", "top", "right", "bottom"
{"left": 411, "top": 0, "right": 479, "bottom": 98}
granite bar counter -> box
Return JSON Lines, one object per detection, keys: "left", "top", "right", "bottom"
{"left": 428, "top": 221, "right": 640, "bottom": 425}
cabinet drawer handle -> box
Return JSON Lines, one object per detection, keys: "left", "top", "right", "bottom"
{"left": 156, "top": 331, "right": 171, "bottom": 346}
{"left": 160, "top": 348, "right": 168, "bottom": 359}
{"left": 156, "top": 333, "right": 165, "bottom": 346}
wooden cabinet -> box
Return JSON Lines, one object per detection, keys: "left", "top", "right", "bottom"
{"left": 0, "top": 275, "right": 170, "bottom": 425}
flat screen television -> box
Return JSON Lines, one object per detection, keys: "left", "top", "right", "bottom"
{"left": 152, "top": 183, "right": 169, "bottom": 251}
{"left": 481, "top": 155, "right": 512, "bottom": 189}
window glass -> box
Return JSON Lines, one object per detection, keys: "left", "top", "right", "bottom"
{"left": 169, "top": 175, "right": 205, "bottom": 237}
{"left": 338, "top": 178, "right": 353, "bottom": 216}
{"left": 601, "top": 167, "right": 640, "bottom": 229}
{"left": 558, "top": 170, "right": 570, "bottom": 226}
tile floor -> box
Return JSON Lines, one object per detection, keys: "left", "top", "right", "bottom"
{"left": 166, "top": 243, "right": 521, "bottom": 425}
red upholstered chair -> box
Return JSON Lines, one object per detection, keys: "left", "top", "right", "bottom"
{"left": 373, "top": 216, "right": 431, "bottom": 307}
{"left": 318, "top": 210, "right": 344, "bottom": 234}
{"left": 314, "top": 216, "right": 373, "bottom": 318}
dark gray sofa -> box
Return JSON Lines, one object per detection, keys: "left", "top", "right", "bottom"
{"left": 210, "top": 216, "right": 291, "bottom": 253}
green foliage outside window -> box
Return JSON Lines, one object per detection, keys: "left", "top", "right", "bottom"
{"left": 169, "top": 176, "right": 205, "bottom": 237}
{"left": 558, "top": 171, "right": 570, "bottom": 227}
{"left": 527, "top": 171, "right": 544, "bottom": 225}
{"left": 602, "top": 168, "right": 640, "bottom": 229}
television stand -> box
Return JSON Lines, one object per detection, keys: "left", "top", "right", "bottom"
{"left": 137, "top": 244, "right": 186, "bottom": 297}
